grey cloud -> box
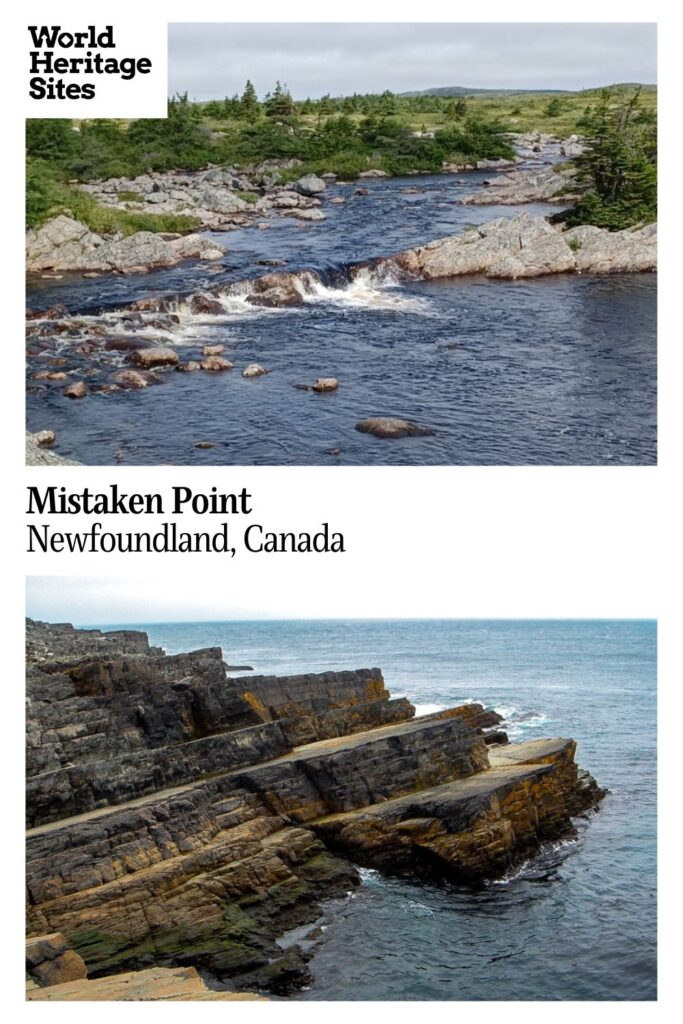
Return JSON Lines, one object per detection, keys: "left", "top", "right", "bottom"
{"left": 168, "top": 22, "right": 656, "bottom": 100}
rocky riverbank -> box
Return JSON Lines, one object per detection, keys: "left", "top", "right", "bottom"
{"left": 26, "top": 132, "right": 581, "bottom": 277}
{"left": 388, "top": 212, "right": 657, "bottom": 278}
{"left": 460, "top": 164, "right": 578, "bottom": 205}
{"left": 26, "top": 619, "right": 606, "bottom": 998}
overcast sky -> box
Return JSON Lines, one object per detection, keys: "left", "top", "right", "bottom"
{"left": 168, "top": 22, "right": 656, "bottom": 101}
{"left": 26, "top": 576, "right": 448, "bottom": 625}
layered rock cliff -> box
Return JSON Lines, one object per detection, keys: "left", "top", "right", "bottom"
{"left": 26, "top": 619, "right": 605, "bottom": 998}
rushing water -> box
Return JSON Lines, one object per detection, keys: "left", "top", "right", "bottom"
{"left": 27, "top": 168, "right": 657, "bottom": 466}
{"left": 95, "top": 618, "right": 657, "bottom": 1000}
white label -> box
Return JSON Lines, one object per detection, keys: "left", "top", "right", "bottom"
{"left": 24, "top": 20, "right": 167, "bottom": 117}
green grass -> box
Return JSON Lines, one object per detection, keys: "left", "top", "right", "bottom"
{"left": 27, "top": 159, "right": 201, "bottom": 234}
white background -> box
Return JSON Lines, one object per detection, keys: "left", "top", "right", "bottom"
{"left": 5, "top": 0, "right": 681, "bottom": 1018}
{"left": 24, "top": 21, "right": 167, "bottom": 118}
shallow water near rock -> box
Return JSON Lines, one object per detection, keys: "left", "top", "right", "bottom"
{"left": 96, "top": 618, "right": 656, "bottom": 1000}
{"left": 27, "top": 171, "right": 657, "bottom": 465}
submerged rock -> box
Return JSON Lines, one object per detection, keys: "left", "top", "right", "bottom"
{"left": 112, "top": 369, "right": 150, "bottom": 389}
{"left": 356, "top": 417, "right": 435, "bottom": 439}
{"left": 62, "top": 381, "right": 88, "bottom": 399}
{"left": 242, "top": 363, "right": 269, "bottom": 377}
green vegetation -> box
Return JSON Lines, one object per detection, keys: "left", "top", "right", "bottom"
{"left": 26, "top": 157, "right": 201, "bottom": 232}
{"left": 558, "top": 88, "right": 657, "bottom": 229}
{"left": 26, "top": 89, "right": 514, "bottom": 230}
{"left": 26, "top": 83, "right": 656, "bottom": 232}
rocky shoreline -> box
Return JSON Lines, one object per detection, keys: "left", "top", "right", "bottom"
{"left": 26, "top": 618, "right": 606, "bottom": 999}
{"left": 26, "top": 132, "right": 579, "bottom": 277}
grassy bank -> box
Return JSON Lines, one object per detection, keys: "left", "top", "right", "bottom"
{"left": 26, "top": 158, "right": 202, "bottom": 232}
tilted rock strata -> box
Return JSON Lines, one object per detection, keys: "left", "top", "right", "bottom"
{"left": 25, "top": 620, "right": 604, "bottom": 995}
{"left": 314, "top": 738, "right": 604, "bottom": 882}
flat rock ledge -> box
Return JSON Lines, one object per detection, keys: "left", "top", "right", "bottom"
{"left": 26, "top": 937, "right": 264, "bottom": 1001}
{"left": 388, "top": 213, "right": 656, "bottom": 280}
{"left": 26, "top": 618, "right": 605, "bottom": 997}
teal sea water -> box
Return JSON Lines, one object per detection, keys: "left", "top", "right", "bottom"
{"left": 95, "top": 618, "right": 657, "bottom": 1000}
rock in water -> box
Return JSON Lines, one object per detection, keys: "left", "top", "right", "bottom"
{"left": 242, "top": 364, "right": 269, "bottom": 377}
{"left": 312, "top": 377, "right": 339, "bottom": 392}
{"left": 201, "top": 355, "right": 234, "bottom": 371}
{"left": 62, "top": 381, "right": 88, "bottom": 399}
{"left": 284, "top": 208, "right": 327, "bottom": 222}
{"left": 295, "top": 174, "right": 326, "bottom": 196}
{"left": 112, "top": 369, "right": 150, "bottom": 390}
{"left": 129, "top": 347, "right": 179, "bottom": 369}
{"left": 245, "top": 273, "right": 304, "bottom": 307}
{"left": 33, "top": 430, "right": 55, "bottom": 446}
{"left": 190, "top": 294, "right": 226, "bottom": 315}
{"left": 356, "top": 417, "right": 434, "bottom": 439}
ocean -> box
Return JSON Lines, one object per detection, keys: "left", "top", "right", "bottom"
{"left": 95, "top": 618, "right": 657, "bottom": 1000}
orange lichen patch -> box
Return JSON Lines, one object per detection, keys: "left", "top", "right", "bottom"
{"left": 242, "top": 691, "right": 271, "bottom": 721}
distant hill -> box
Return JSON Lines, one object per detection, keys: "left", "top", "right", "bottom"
{"left": 400, "top": 83, "right": 656, "bottom": 98}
